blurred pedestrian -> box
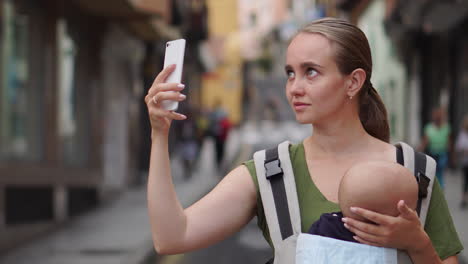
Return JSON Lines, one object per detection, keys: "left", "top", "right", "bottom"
{"left": 419, "top": 107, "right": 452, "bottom": 188}
{"left": 455, "top": 114, "right": 468, "bottom": 208}
{"left": 179, "top": 108, "right": 199, "bottom": 179}
{"left": 207, "top": 101, "right": 230, "bottom": 169}
{"left": 264, "top": 95, "right": 282, "bottom": 122}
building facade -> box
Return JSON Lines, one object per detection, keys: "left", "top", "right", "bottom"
{"left": 0, "top": 0, "right": 173, "bottom": 252}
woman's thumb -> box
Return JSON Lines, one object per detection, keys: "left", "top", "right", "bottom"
{"left": 397, "top": 200, "right": 415, "bottom": 219}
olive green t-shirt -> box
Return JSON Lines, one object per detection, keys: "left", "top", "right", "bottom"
{"left": 244, "top": 143, "right": 463, "bottom": 260}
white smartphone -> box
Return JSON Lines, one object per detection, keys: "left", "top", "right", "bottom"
{"left": 161, "top": 39, "right": 186, "bottom": 111}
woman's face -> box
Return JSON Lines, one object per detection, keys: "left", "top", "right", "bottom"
{"left": 285, "top": 33, "right": 349, "bottom": 125}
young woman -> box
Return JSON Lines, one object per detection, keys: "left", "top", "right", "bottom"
{"left": 145, "top": 18, "right": 462, "bottom": 263}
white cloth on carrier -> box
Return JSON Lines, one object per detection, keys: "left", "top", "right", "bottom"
{"left": 296, "top": 233, "right": 398, "bottom": 264}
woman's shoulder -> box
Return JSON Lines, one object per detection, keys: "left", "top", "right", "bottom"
{"left": 243, "top": 142, "right": 304, "bottom": 180}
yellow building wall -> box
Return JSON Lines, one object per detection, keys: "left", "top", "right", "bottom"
{"left": 206, "top": 0, "right": 238, "bottom": 35}
{"left": 203, "top": 0, "right": 243, "bottom": 124}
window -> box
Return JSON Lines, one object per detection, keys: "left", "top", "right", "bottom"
{"left": 57, "top": 19, "right": 83, "bottom": 166}
{"left": 0, "top": 0, "right": 42, "bottom": 161}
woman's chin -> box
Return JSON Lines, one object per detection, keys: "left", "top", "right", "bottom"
{"left": 295, "top": 115, "right": 313, "bottom": 124}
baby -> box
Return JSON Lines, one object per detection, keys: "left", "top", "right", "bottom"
{"left": 308, "top": 161, "right": 419, "bottom": 242}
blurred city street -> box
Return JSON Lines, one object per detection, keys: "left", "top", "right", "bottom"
{"left": 1, "top": 0, "right": 467, "bottom": 263}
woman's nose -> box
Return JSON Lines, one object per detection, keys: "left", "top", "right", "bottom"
{"left": 289, "top": 78, "right": 306, "bottom": 96}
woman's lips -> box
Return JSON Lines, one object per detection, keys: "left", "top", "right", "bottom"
{"left": 293, "top": 102, "right": 310, "bottom": 111}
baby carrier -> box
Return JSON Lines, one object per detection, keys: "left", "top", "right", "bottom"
{"left": 253, "top": 141, "right": 436, "bottom": 264}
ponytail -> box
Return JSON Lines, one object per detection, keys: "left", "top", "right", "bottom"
{"left": 359, "top": 82, "right": 390, "bottom": 142}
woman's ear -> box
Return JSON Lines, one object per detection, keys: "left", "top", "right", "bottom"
{"left": 346, "top": 68, "right": 366, "bottom": 98}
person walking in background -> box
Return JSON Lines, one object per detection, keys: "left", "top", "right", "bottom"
{"left": 455, "top": 114, "right": 468, "bottom": 208}
{"left": 207, "top": 101, "right": 230, "bottom": 169}
{"left": 419, "top": 107, "right": 452, "bottom": 188}
{"left": 179, "top": 107, "right": 199, "bottom": 180}
{"left": 217, "top": 111, "right": 232, "bottom": 170}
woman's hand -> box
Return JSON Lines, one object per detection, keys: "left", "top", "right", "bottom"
{"left": 144, "top": 64, "right": 187, "bottom": 135}
{"left": 342, "top": 200, "right": 431, "bottom": 253}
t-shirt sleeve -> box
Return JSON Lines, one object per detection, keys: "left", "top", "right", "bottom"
{"left": 424, "top": 178, "right": 464, "bottom": 259}
{"left": 243, "top": 159, "right": 258, "bottom": 190}
{"left": 243, "top": 159, "right": 274, "bottom": 248}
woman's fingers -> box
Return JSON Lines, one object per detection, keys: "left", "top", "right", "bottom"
{"left": 348, "top": 207, "right": 391, "bottom": 226}
{"left": 151, "top": 91, "right": 186, "bottom": 106}
{"left": 150, "top": 107, "right": 187, "bottom": 120}
{"left": 144, "top": 66, "right": 188, "bottom": 127}
{"left": 342, "top": 217, "right": 384, "bottom": 236}
{"left": 344, "top": 222, "right": 382, "bottom": 244}
{"left": 343, "top": 219, "right": 389, "bottom": 247}
{"left": 167, "top": 111, "right": 187, "bottom": 120}
{"left": 344, "top": 203, "right": 423, "bottom": 250}
{"left": 397, "top": 200, "right": 418, "bottom": 220}
{"left": 146, "top": 83, "right": 185, "bottom": 103}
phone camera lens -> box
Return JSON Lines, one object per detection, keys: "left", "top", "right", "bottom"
{"left": 167, "top": 43, "right": 169, "bottom": 47}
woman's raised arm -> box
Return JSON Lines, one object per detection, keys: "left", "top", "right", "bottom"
{"left": 145, "top": 66, "right": 257, "bottom": 254}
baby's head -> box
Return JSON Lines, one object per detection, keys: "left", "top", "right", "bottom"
{"left": 338, "top": 161, "right": 418, "bottom": 222}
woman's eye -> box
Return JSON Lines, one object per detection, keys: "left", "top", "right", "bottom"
{"left": 287, "top": 70, "right": 295, "bottom": 79}
{"left": 307, "top": 68, "right": 318, "bottom": 77}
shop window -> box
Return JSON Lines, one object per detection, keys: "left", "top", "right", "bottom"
{"left": 57, "top": 20, "right": 86, "bottom": 167}
{"left": 0, "top": 0, "right": 42, "bottom": 161}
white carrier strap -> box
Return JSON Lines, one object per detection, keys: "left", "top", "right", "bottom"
{"left": 396, "top": 142, "right": 436, "bottom": 225}
{"left": 395, "top": 142, "right": 436, "bottom": 264}
{"left": 253, "top": 141, "right": 301, "bottom": 264}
